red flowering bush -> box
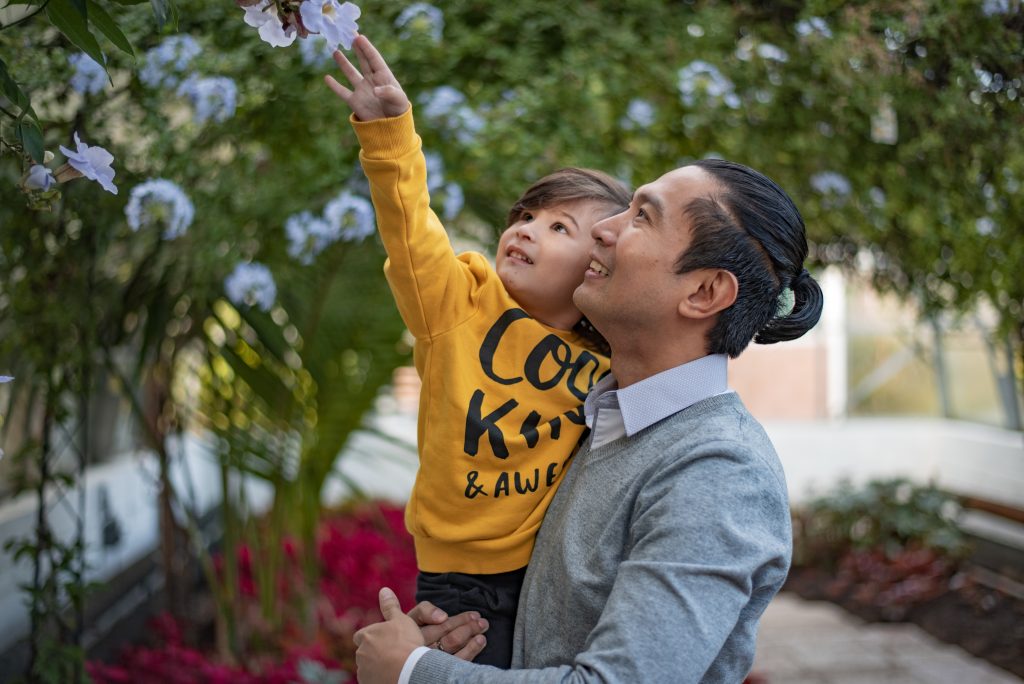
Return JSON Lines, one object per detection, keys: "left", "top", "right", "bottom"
{"left": 88, "top": 502, "right": 417, "bottom": 683}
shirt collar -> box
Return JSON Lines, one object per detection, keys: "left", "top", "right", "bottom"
{"left": 585, "top": 354, "right": 729, "bottom": 436}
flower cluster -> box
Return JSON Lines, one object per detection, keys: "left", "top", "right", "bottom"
{"left": 176, "top": 76, "right": 238, "bottom": 124}
{"left": 810, "top": 171, "right": 852, "bottom": 197}
{"left": 69, "top": 53, "right": 107, "bottom": 95}
{"left": 225, "top": 262, "right": 278, "bottom": 312}
{"left": 677, "top": 61, "right": 741, "bottom": 110}
{"left": 795, "top": 17, "right": 832, "bottom": 39}
{"left": 394, "top": 2, "right": 444, "bottom": 43}
{"left": 139, "top": 35, "right": 201, "bottom": 88}
{"left": 240, "top": 0, "right": 360, "bottom": 50}
{"left": 125, "top": 179, "right": 195, "bottom": 240}
{"left": 422, "top": 151, "right": 464, "bottom": 220}
{"left": 621, "top": 98, "right": 656, "bottom": 130}
{"left": 418, "top": 86, "right": 485, "bottom": 145}
{"left": 285, "top": 190, "right": 375, "bottom": 265}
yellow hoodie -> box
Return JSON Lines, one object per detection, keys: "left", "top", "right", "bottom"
{"left": 352, "top": 109, "right": 610, "bottom": 573}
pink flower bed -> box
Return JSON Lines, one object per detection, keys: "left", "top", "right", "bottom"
{"left": 88, "top": 503, "right": 417, "bottom": 683}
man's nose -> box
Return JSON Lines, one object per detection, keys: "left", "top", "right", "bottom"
{"left": 590, "top": 213, "right": 620, "bottom": 245}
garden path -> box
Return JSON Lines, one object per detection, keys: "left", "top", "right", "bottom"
{"left": 753, "top": 593, "right": 1021, "bottom": 684}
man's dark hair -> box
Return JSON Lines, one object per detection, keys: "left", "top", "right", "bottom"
{"left": 507, "top": 168, "right": 631, "bottom": 357}
{"left": 675, "top": 159, "right": 824, "bottom": 358}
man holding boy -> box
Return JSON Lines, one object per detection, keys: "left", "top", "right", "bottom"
{"left": 341, "top": 36, "right": 824, "bottom": 684}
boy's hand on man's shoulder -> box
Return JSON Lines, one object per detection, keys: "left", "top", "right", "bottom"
{"left": 325, "top": 34, "right": 410, "bottom": 122}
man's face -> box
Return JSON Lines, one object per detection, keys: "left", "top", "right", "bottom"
{"left": 574, "top": 166, "right": 719, "bottom": 336}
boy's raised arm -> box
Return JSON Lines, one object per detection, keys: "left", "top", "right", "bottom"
{"left": 325, "top": 35, "right": 410, "bottom": 121}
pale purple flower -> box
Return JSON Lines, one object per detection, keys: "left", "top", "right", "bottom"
{"left": 69, "top": 53, "right": 107, "bottom": 95}
{"left": 622, "top": 99, "right": 655, "bottom": 129}
{"left": 285, "top": 210, "right": 341, "bottom": 264}
{"left": 423, "top": 150, "right": 445, "bottom": 192}
{"left": 677, "top": 61, "right": 741, "bottom": 109}
{"left": 810, "top": 171, "right": 852, "bottom": 196}
{"left": 140, "top": 35, "right": 201, "bottom": 88}
{"left": 59, "top": 132, "right": 118, "bottom": 194}
{"left": 756, "top": 43, "right": 789, "bottom": 62}
{"left": 442, "top": 182, "right": 463, "bottom": 220}
{"left": 125, "top": 178, "right": 195, "bottom": 239}
{"left": 395, "top": 3, "right": 444, "bottom": 42}
{"left": 0, "top": 376, "right": 13, "bottom": 383}
{"left": 177, "top": 76, "right": 238, "bottom": 124}
{"left": 418, "top": 87, "right": 484, "bottom": 144}
{"left": 299, "top": 33, "right": 337, "bottom": 67}
{"left": 225, "top": 262, "right": 277, "bottom": 311}
{"left": 300, "top": 0, "right": 360, "bottom": 50}
{"left": 24, "top": 165, "right": 55, "bottom": 191}
{"left": 243, "top": 2, "right": 297, "bottom": 48}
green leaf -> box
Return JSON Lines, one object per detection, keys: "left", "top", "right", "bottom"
{"left": 86, "top": 0, "right": 135, "bottom": 59}
{"left": 46, "top": 0, "right": 106, "bottom": 69}
{"left": 149, "top": 0, "right": 174, "bottom": 30}
{"left": 106, "top": 0, "right": 149, "bottom": 4}
{"left": 0, "top": 57, "right": 37, "bottom": 120}
{"left": 16, "top": 119, "right": 44, "bottom": 163}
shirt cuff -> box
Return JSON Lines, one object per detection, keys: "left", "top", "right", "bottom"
{"left": 397, "top": 646, "right": 431, "bottom": 684}
{"left": 350, "top": 107, "right": 419, "bottom": 160}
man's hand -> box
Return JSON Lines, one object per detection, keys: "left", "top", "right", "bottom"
{"left": 407, "top": 601, "right": 489, "bottom": 658}
{"left": 354, "top": 588, "right": 489, "bottom": 684}
{"left": 324, "top": 34, "right": 410, "bottom": 121}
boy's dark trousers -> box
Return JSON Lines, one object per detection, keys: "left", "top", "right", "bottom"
{"left": 415, "top": 567, "right": 527, "bottom": 669}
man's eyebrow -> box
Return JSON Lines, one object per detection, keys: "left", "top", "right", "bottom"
{"left": 633, "top": 190, "right": 664, "bottom": 220}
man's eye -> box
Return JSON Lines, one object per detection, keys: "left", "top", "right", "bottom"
{"left": 636, "top": 208, "right": 647, "bottom": 220}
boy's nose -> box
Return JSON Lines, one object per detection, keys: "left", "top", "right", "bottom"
{"left": 515, "top": 223, "right": 535, "bottom": 241}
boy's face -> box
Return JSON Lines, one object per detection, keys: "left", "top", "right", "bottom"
{"left": 496, "top": 200, "right": 610, "bottom": 330}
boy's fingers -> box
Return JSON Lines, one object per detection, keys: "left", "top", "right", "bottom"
{"left": 323, "top": 74, "right": 353, "bottom": 102}
{"left": 352, "top": 37, "right": 375, "bottom": 83}
{"left": 357, "top": 35, "right": 398, "bottom": 85}
{"left": 331, "top": 49, "right": 363, "bottom": 86}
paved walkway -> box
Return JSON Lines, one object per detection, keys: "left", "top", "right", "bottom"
{"left": 753, "top": 594, "right": 1021, "bottom": 684}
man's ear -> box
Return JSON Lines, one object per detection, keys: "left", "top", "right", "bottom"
{"left": 678, "top": 269, "right": 738, "bottom": 320}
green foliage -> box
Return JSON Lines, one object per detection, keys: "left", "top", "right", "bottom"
{"left": 793, "top": 478, "right": 971, "bottom": 568}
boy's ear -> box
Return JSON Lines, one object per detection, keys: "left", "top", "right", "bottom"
{"left": 677, "top": 268, "right": 738, "bottom": 320}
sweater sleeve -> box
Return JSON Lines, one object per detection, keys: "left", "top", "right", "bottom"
{"left": 351, "top": 108, "right": 488, "bottom": 340}
{"left": 409, "top": 442, "right": 791, "bottom": 684}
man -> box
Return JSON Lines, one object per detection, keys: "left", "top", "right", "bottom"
{"left": 355, "top": 159, "right": 824, "bottom": 683}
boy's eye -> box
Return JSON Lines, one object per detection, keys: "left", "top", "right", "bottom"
{"left": 523, "top": 212, "right": 534, "bottom": 222}
{"left": 552, "top": 223, "right": 568, "bottom": 233}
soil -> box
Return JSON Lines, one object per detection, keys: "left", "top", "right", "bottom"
{"left": 784, "top": 565, "right": 1024, "bottom": 679}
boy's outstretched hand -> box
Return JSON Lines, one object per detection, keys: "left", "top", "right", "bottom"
{"left": 325, "top": 35, "right": 410, "bottom": 122}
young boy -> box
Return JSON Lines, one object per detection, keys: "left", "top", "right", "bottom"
{"left": 325, "top": 35, "right": 630, "bottom": 667}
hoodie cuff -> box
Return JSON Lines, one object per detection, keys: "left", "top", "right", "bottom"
{"left": 350, "top": 106, "right": 419, "bottom": 160}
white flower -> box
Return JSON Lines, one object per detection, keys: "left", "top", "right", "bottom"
{"left": 795, "top": 17, "right": 832, "bottom": 39}
{"left": 810, "top": 171, "right": 852, "bottom": 196}
{"left": 299, "top": 33, "right": 337, "bottom": 66}
{"left": 24, "top": 164, "right": 55, "bottom": 191}
{"left": 300, "top": 1, "right": 360, "bottom": 50}
{"left": 324, "top": 191, "right": 375, "bottom": 241}
{"left": 976, "top": 217, "right": 996, "bottom": 235}
{"left": 139, "top": 35, "right": 201, "bottom": 88}
{"left": 225, "top": 262, "right": 277, "bottom": 311}
{"left": 622, "top": 99, "right": 655, "bottom": 129}
{"left": 677, "top": 61, "right": 740, "bottom": 109}
{"left": 59, "top": 132, "right": 118, "bottom": 195}
{"left": 177, "top": 76, "right": 238, "bottom": 124}
{"left": 243, "top": 2, "right": 297, "bottom": 48}
{"left": 125, "top": 178, "right": 195, "bottom": 239}
{"left": 69, "top": 53, "right": 107, "bottom": 95}
{"left": 285, "top": 210, "right": 341, "bottom": 264}
{"left": 395, "top": 3, "right": 444, "bottom": 43}
{"left": 756, "top": 43, "right": 789, "bottom": 62}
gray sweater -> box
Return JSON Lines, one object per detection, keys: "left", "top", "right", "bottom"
{"left": 411, "top": 392, "right": 791, "bottom": 683}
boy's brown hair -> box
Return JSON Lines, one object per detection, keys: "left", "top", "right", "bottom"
{"left": 506, "top": 168, "right": 632, "bottom": 357}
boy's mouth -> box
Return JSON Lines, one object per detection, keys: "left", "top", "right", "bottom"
{"left": 587, "top": 259, "right": 610, "bottom": 277}
{"left": 507, "top": 247, "right": 534, "bottom": 264}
